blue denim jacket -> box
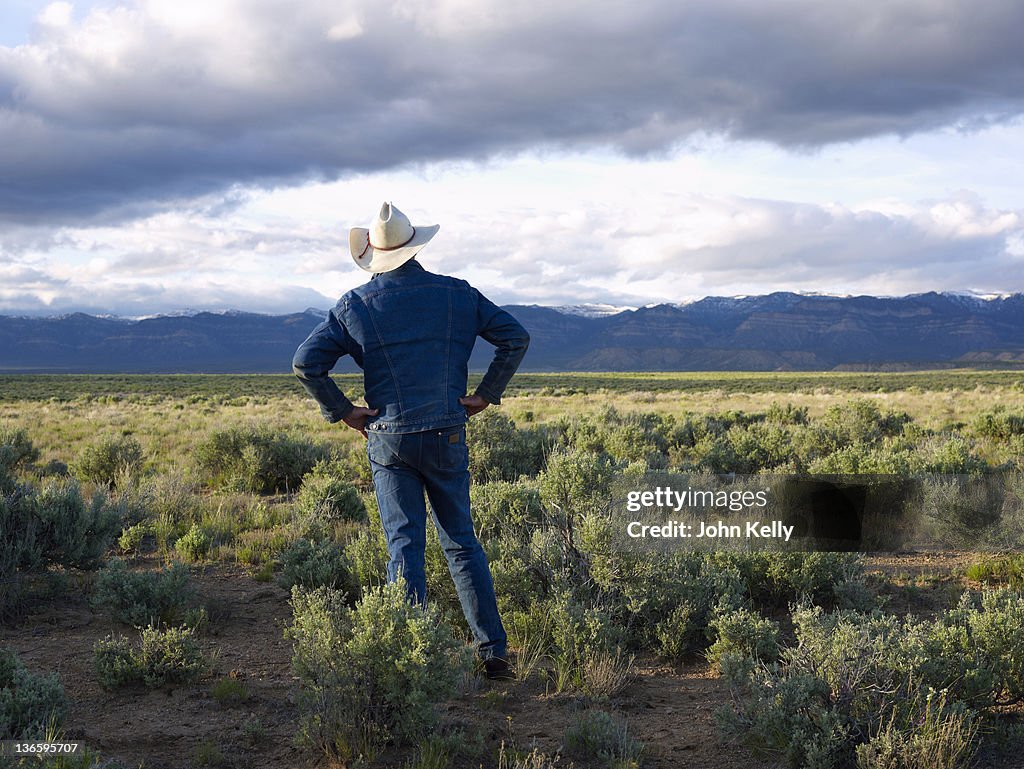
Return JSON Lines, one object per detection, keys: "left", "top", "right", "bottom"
{"left": 292, "top": 259, "right": 530, "bottom": 433}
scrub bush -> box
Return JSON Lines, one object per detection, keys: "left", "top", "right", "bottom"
{"left": 175, "top": 523, "right": 211, "bottom": 562}
{"left": 470, "top": 480, "right": 543, "bottom": 538}
{"left": 31, "top": 479, "right": 121, "bottom": 570}
{"left": 972, "top": 410, "right": 1024, "bottom": 440}
{"left": 854, "top": 689, "right": 977, "bottom": 769}
{"left": 719, "top": 551, "right": 871, "bottom": 610}
{"left": 468, "top": 411, "right": 549, "bottom": 482}
{"left": 706, "top": 608, "right": 780, "bottom": 670}
{"left": 722, "top": 589, "right": 1024, "bottom": 767}
{"left": 117, "top": 522, "right": 153, "bottom": 556}
{"left": 564, "top": 709, "right": 644, "bottom": 768}
{"left": 546, "top": 588, "right": 627, "bottom": 692}
{"left": 286, "top": 581, "right": 472, "bottom": 762}
{"left": 0, "top": 427, "right": 39, "bottom": 477}
{"left": 194, "top": 426, "right": 326, "bottom": 494}
{"left": 94, "top": 625, "right": 208, "bottom": 689}
{"left": 923, "top": 476, "right": 1004, "bottom": 547}
{"left": 620, "top": 552, "right": 745, "bottom": 660}
{"left": 0, "top": 648, "right": 68, "bottom": 740}
{"left": 277, "top": 538, "right": 357, "bottom": 594}
{"left": 539, "top": 447, "right": 614, "bottom": 516}
{"left": 343, "top": 519, "right": 389, "bottom": 595}
{"left": 91, "top": 558, "right": 195, "bottom": 627}
{"left": 73, "top": 435, "right": 144, "bottom": 488}
{"left": 295, "top": 461, "right": 366, "bottom": 524}
{"left": 1, "top": 477, "right": 120, "bottom": 614}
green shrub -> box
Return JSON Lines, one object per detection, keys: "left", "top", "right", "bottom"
{"left": 964, "top": 554, "right": 1024, "bottom": 588}
{"left": 971, "top": 411, "right": 1024, "bottom": 440}
{"left": 468, "top": 411, "right": 548, "bottom": 482}
{"left": 73, "top": 435, "right": 144, "bottom": 488}
{"left": 922, "top": 588, "right": 1024, "bottom": 708}
{"left": 620, "top": 552, "right": 745, "bottom": 660}
{"left": 722, "top": 591, "right": 1024, "bottom": 767}
{"left": 343, "top": 517, "right": 389, "bottom": 594}
{"left": 27, "top": 478, "right": 121, "bottom": 571}
{"left": 0, "top": 648, "right": 68, "bottom": 740}
{"left": 91, "top": 558, "right": 195, "bottom": 627}
{"left": 720, "top": 551, "right": 870, "bottom": 610}
{"left": 470, "top": 480, "right": 543, "bottom": 538}
{"left": 854, "top": 689, "right": 977, "bottom": 769}
{"left": 175, "top": 523, "right": 211, "bottom": 563}
{"left": 133, "top": 623, "right": 208, "bottom": 687}
{"left": 117, "top": 522, "right": 153, "bottom": 556}
{"left": 210, "top": 676, "right": 250, "bottom": 706}
{"left": 295, "top": 461, "right": 367, "bottom": 524}
{"left": 285, "top": 581, "right": 472, "bottom": 762}
{"left": 808, "top": 442, "right": 918, "bottom": 474}
{"left": 564, "top": 709, "right": 643, "bottom": 768}
{"left": 924, "top": 476, "right": 1003, "bottom": 547}
{"left": 92, "top": 635, "right": 138, "bottom": 689}
{"left": 194, "top": 426, "right": 326, "bottom": 494}
{"left": 539, "top": 447, "right": 614, "bottom": 516}
{"left": 94, "top": 625, "right": 208, "bottom": 689}
{"left": 923, "top": 436, "right": 988, "bottom": 474}
{"left": 707, "top": 608, "right": 780, "bottom": 670}
{"left": 0, "top": 427, "right": 39, "bottom": 477}
{"left": 546, "top": 588, "right": 628, "bottom": 692}
{"left": 278, "top": 538, "right": 357, "bottom": 594}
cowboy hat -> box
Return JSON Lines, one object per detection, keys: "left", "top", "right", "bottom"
{"left": 349, "top": 201, "right": 440, "bottom": 273}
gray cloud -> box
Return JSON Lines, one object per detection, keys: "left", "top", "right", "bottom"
{"left": 2, "top": 0, "right": 1024, "bottom": 220}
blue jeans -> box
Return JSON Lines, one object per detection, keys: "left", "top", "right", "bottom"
{"left": 366, "top": 424, "right": 507, "bottom": 660}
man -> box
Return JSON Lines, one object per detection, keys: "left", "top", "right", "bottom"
{"left": 292, "top": 201, "right": 529, "bottom": 680}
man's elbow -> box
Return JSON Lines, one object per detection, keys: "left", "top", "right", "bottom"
{"left": 291, "top": 350, "right": 312, "bottom": 380}
{"left": 516, "top": 328, "right": 531, "bottom": 352}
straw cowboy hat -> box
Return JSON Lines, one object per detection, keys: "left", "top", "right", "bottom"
{"left": 349, "top": 201, "right": 440, "bottom": 273}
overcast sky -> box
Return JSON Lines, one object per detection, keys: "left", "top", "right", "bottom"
{"left": 2, "top": 0, "right": 1024, "bottom": 316}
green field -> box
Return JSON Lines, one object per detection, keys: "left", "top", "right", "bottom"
{"left": 3, "top": 371, "right": 1024, "bottom": 769}
{"left": 2, "top": 369, "right": 1024, "bottom": 401}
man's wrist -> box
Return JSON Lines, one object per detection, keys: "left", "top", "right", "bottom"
{"left": 331, "top": 401, "right": 356, "bottom": 423}
{"left": 474, "top": 386, "right": 500, "bottom": 405}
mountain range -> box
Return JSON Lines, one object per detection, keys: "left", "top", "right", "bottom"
{"left": 1, "top": 292, "right": 1023, "bottom": 373}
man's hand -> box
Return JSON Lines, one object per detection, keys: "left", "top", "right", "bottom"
{"left": 459, "top": 394, "right": 490, "bottom": 417}
{"left": 343, "top": 407, "right": 380, "bottom": 438}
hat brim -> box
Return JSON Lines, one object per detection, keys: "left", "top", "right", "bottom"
{"left": 349, "top": 224, "right": 440, "bottom": 273}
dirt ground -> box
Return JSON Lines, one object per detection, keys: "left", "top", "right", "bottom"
{"left": 0, "top": 552, "right": 1010, "bottom": 769}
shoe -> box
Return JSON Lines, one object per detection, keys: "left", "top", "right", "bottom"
{"left": 483, "top": 656, "right": 516, "bottom": 681}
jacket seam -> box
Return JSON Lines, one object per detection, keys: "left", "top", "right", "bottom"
{"left": 443, "top": 286, "right": 452, "bottom": 413}
{"left": 358, "top": 295, "right": 405, "bottom": 414}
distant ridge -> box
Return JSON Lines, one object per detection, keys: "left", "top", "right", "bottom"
{"left": 1, "top": 291, "right": 1023, "bottom": 373}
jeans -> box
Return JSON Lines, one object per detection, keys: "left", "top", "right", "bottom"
{"left": 366, "top": 424, "right": 507, "bottom": 660}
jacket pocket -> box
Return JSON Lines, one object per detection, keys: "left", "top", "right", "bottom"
{"left": 438, "top": 426, "right": 468, "bottom": 471}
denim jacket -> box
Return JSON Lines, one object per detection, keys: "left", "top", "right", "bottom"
{"left": 292, "top": 259, "right": 530, "bottom": 433}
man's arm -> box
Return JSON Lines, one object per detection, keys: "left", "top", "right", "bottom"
{"left": 292, "top": 308, "right": 376, "bottom": 434}
{"left": 470, "top": 290, "right": 530, "bottom": 406}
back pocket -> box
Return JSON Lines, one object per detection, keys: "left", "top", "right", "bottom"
{"left": 366, "top": 432, "right": 402, "bottom": 467}
{"left": 438, "top": 427, "right": 468, "bottom": 471}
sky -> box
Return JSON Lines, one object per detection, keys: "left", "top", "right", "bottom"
{"left": 1, "top": 0, "right": 1024, "bottom": 316}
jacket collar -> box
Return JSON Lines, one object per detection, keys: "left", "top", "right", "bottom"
{"left": 371, "top": 258, "right": 424, "bottom": 281}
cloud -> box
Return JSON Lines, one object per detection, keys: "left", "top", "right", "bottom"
{"left": 2, "top": 0, "right": 1024, "bottom": 219}
{"left": 3, "top": 182, "right": 1021, "bottom": 314}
